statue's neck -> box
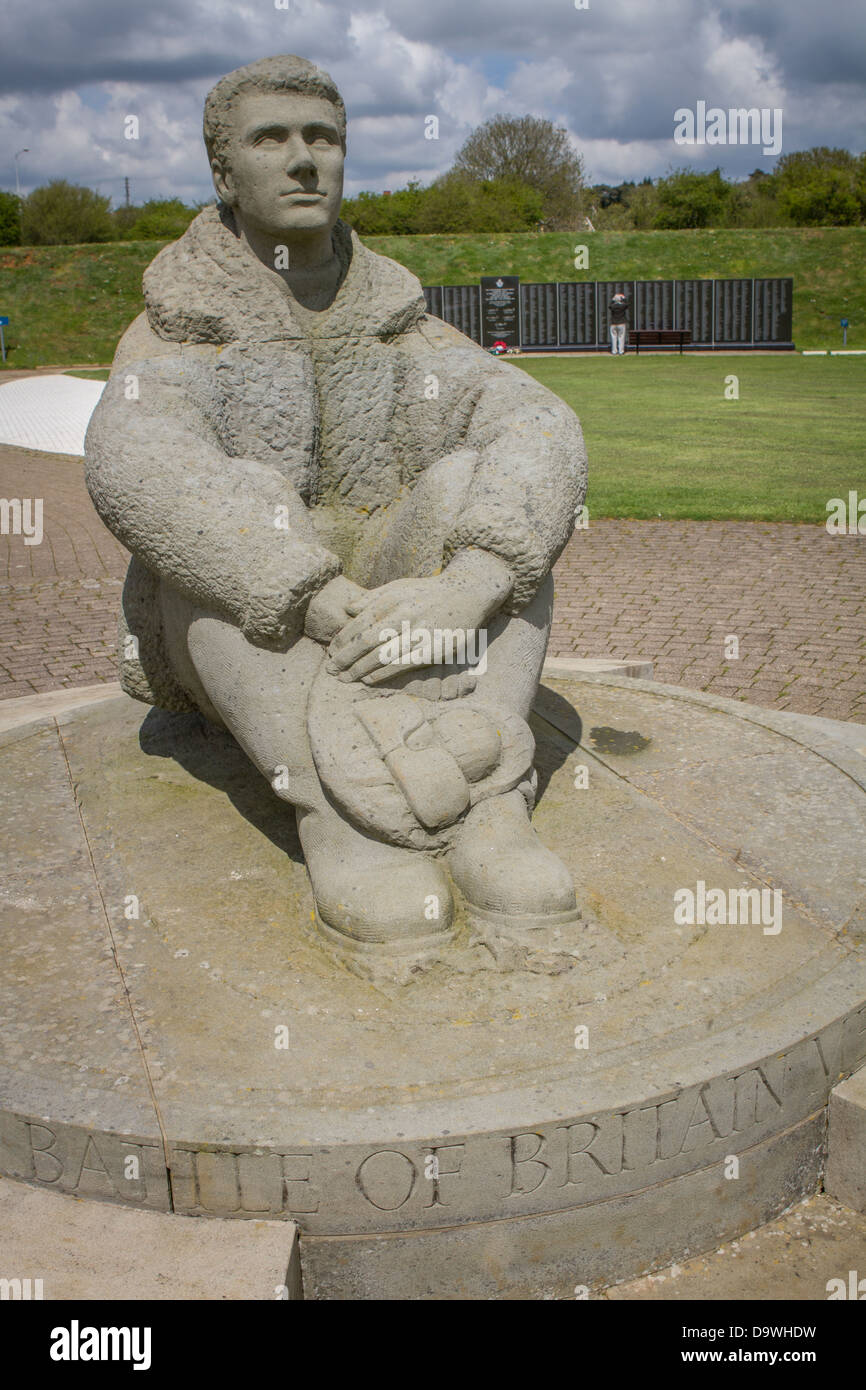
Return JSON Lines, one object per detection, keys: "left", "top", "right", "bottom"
{"left": 232, "top": 213, "right": 346, "bottom": 313}
{"left": 278, "top": 254, "right": 346, "bottom": 313}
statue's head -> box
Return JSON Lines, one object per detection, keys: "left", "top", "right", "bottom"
{"left": 204, "top": 55, "right": 346, "bottom": 243}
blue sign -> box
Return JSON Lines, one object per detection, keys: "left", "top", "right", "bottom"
{"left": 0, "top": 317, "right": 8, "bottom": 326}
{"left": 841, "top": 319, "right": 849, "bottom": 327}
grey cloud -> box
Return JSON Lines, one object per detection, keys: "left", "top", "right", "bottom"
{"left": 717, "top": 0, "right": 866, "bottom": 85}
{"left": 0, "top": 0, "right": 861, "bottom": 198}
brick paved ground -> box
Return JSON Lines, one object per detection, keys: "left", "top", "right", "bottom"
{"left": 551, "top": 520, "right": 866, "bottom": 724}
{"left": 0, "top": 445, "right": 126, "bottom": 698}
{"left": 1, "top": 443, "right": 864, "bottom": 723}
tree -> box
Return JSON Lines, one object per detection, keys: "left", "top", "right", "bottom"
{"left": 0, "top": 191, "right": 21, "bottom": 246}
{"left": 730, "top": 169, "right": 782, "bottom": 229}
{"left": 341, "top": 183, "right": 426, "bottom": 236}
{"left": 341, "top": 177, "right": 543, "bottom": 235}
{"left": 772, "top": 147, "right": 864, "bottom": 226}
{"left": 119, "top": 198, "right": 201, "bottom": 241}
{"left": 592, "top": 181, "right": 633, "bottom": 209}
{"left": 414, "top": 175, "right": 543, "bottom": 233}
{"left": 21, "top": 181, "right": 114, "bottom": 245}
{"left": 618, "top": 179, "right": 660, "bottom": 231}
{"left": 451, "top": 115, "right": 585, "bottom": 227}
{"left": 653, "top": 168, "right": 734, "bottom": 229}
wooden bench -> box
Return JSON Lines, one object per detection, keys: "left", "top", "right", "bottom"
{"left": 629, "top": 329, "right": 692, "bottom": 355}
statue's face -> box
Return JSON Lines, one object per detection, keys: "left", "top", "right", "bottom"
{"left": 213, "top": 89, "right": 345, "bottom": 240}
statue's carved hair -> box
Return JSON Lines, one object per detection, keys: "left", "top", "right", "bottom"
{"left": 203, "top": 54, "right": 346, "bottom": 166}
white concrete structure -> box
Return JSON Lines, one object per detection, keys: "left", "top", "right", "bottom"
{"left": 0, "top": 374, "right": 104, "bottom": 456}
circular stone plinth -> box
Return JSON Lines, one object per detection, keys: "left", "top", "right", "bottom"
{"left": 1, "top": 675, "right": 865, "bottom": 1299}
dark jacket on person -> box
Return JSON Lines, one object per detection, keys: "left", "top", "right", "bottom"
{"left": 609, "top": 296, "right": 629, "bottom": 324}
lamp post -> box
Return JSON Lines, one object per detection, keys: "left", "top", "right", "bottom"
{"left": 14, "top": 149, "right": 29, "bottom": 199}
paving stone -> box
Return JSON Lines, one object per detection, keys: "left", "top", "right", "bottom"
{"left": 0, "top": 1174, "right": 300, "bottom": 1300}
{"left": 603, "top": 1194, "right": 866, "bottom": 1301}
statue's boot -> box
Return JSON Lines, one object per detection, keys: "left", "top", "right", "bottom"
{"left": 297, "top": 802, "right": 455, "bottom": 952}
{"left": 448, "top": 789, "right": 577, "bottom": 935}
{"left": 160, "top": 590, "right": 456, "bottom": 954}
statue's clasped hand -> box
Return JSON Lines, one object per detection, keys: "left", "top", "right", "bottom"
{"left": 319, "top": 549, "right": 513, "bottom": 685}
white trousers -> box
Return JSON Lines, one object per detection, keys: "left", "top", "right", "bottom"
{"left": 610, "top": 323, "right": 627, "bottom": 354}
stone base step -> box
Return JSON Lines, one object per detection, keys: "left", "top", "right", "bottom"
{"left": 826, "top": 1068, "right": 866, "bottom": 1216}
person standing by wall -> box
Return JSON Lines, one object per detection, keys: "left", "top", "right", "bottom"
{"left": 609, "top": 291, "right": 629, "bottom": 355}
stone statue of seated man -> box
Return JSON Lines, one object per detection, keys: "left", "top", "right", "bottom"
{"left": 85, "top": 54, "right": 588, "bottom": 963}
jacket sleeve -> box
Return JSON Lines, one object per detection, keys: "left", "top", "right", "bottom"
{"left": 438, "top": 351, "right": 587, "bottom": 613}
{"left": 85, "top": 349, "right": 341, "bottom": 646}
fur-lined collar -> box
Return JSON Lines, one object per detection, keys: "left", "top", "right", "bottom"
{"left": 143, "top": 203, "right": 426, "bottom": 345}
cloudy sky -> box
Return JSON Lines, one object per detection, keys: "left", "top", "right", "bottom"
{"left": 1, "top": 0, "right": 864, "bottom": 205}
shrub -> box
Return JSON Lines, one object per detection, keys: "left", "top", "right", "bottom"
{"left": 21, "top": 181, "right": 114, "bottom": 245}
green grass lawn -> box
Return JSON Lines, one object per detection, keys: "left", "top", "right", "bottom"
{"left": 517, "top": 354, "right": 866, "bottom": 521}
{"left": 0, "top": 227, "right": 862, "bottom": 367}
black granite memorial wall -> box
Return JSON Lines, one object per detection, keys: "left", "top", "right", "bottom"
{"left": 423, "top": 277, "right": 794, "bottom": 350}
{"left": 558, "top": 282, "right": 596, "bottom": 347}
{"left": 634, "top": 280, "right": 675, "bottom": 332}
{"left": 753, "top": 278, "right": 793, "bottom": 345}
{"left": 521, "top": 283, "right": 559, "bottom": 348}
{"left": 714, "top": 278, "right": 754, "bottom": 345}
{"left": 675, "top": 280, "right": 714, "bottom": 345}
{"left": 422, "top": 286, "right": 443, "bottom": 320}
{"left": 440, "top": 285, "right": 480, "bottom": 342}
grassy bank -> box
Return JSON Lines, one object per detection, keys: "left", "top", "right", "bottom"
{"left": 0, "top": 227, "right": 862, "bottom": 367}
{"left": 367, "top": 227, "right": 864, "bottom": 351}
{"left": 0, "top": 242, "right": 158, "bottom": 367}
